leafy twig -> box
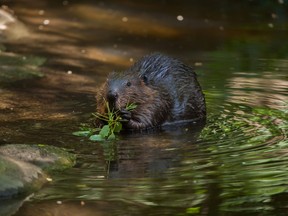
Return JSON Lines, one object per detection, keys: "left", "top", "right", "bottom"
{"left": 73, "top": 100, "right": 137, "bottom": 141}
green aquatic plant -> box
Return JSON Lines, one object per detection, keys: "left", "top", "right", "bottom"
{"left": 73, "top": 101, "right": 137, "bottom": 141}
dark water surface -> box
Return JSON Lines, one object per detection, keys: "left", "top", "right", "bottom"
{"left": 1, "top": 0, "right": 288, "bottom": 215}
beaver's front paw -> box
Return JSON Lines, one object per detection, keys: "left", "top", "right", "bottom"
{"left": 119, "top": 109, "right": 131, "bottom": 122}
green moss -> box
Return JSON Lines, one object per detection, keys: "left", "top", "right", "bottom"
{"left": 0, "top": 144, "right": 76, "bottom": 198}
{"left": 0, "top": 52, "right": 45, "bottom": 85}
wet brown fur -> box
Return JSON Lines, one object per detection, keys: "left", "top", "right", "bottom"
{"left": 95, "top": 53, "right": 206, "bottom": 130}
{"left": 96, "top": 72, "right": 172, "bottom": 130}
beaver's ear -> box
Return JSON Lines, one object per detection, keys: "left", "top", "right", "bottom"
{"left": 142, "top": 75, "right": 148, "bottom": 85}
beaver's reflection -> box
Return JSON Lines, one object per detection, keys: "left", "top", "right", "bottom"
{"left": 108, "top": 123, "right": 205, "bottom": 179}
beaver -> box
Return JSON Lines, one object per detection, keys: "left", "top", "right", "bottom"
{"left": 96, "top": 53, "right": 206, "bottom": 130}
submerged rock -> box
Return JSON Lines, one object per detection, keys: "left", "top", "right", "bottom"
{"left": 0, "top": 144, "right": 76, "bottom": 198}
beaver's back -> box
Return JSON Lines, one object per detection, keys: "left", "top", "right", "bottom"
{"left": 127, "top": 53, "right": 206, "bottom": 122}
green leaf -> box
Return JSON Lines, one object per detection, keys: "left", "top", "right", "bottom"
{"left": 99, "top": 125, "right": 110, "bottom": 138}
{"left": 186, "top": 207, "right": 200, "bottom": 214}
{"left": 126, "top": 103, "right": 137, "bottom": 111}
{"left": 80, "top": 100, "right": 138, "bottom": 142}
{"left": 108, "top": 133, "right": 116, "bottom": 140}
{"left": 72, "top": 130, "right": 92, "bottom": 137}
{"left": 37, "top": 144, "right": 46, "bottom": 147}
{"left": 114, "top": 122, "right": 122, "bottom": 133}
{"left": 89, "top": 134, "right": 105, "bottom": 141}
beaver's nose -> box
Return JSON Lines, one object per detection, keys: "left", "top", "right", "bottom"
{"left": 107, "top": 90, "right": 118, "bottom": 102}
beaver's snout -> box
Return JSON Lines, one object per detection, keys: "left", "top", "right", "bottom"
{"left": 107, "top": 90, "right": 118, "bottom": 108}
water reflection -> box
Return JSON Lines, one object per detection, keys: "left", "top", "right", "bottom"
{"left": 109, "top": 125, "right": 204, "bottom": 179}
{"left": 1, "top": 0, "right": 288, "bottom": 215}
{"left": 15, "top": 100, "right": 288, "bottom": 215}
{"left": 227, "top": 72, "right": 288, "bottom": 108}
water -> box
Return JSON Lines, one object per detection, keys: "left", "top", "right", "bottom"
{"left": 1, "top": 0, "right": 288, "bottom": 215}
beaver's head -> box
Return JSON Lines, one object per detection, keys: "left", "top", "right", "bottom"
{"left": 105, "top": 72, "right": 150, "bottom": 111}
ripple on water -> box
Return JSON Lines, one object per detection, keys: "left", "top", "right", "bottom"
{"left": 22, "top": 97, "right": 288, "bottom": 215}
{"left": 181, "top": 98, "right": 288, "bottom": 213}
{"left": 11, "top": 55, "right": 288, "bottom": 215}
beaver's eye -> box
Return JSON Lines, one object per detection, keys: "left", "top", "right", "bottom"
{"left": 126, "top": 81, "right": 131, "bottom": 87}
{"left": 143, "top": 75, "right": 148, "bottom": 85}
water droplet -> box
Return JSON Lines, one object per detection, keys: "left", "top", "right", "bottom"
{"left": 43, "top": 19, "right": 50, "bottom": 25}
{"left": 268, "top": 23, "right": 274, "bottom": 28}
{"left": 271, "top": 13, "right": 277, "bottom": 19}
{"left": 38, "top": 10, "right": 45, "bottom": 15}
{"left": 0, "top": 25, "right": 7, "bottom": 30}
{"left": 177, "top": 15, "right": 184, "bottom": 21}
{"left": 122, "top": 17, "right": 128, "bottom": 22}
{"left": 194, "top": 62, "right": 203, "bottom": 67}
